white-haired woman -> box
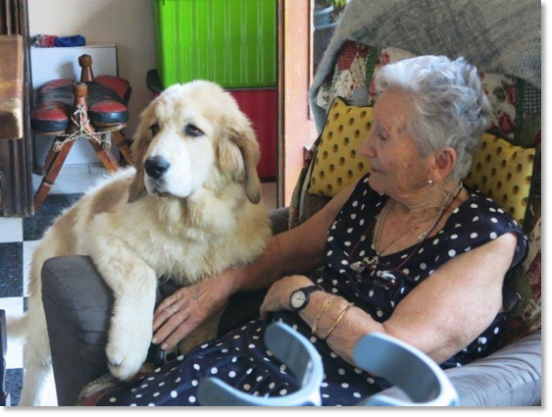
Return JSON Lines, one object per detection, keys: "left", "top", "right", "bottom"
{"left": 93, "top": 56, "right": 527, "bottom": 406}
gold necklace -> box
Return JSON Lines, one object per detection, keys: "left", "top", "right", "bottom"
{"left": 374, "top": 181, "right": 463, "bottom": 256}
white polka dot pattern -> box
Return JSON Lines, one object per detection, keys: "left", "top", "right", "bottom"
{"left": 97, "top": 175, "right": 527, "bottom": 407}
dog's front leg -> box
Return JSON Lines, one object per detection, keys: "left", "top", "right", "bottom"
{"left": 87, "top": 237, "right": 157, "bottom": 381}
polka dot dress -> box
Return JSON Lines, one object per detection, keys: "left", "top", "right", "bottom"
{"left": 97, "top": 174, "right": 527, "bottom": 406}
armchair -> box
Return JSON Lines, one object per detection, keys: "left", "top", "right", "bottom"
{"left": 42, "top": 206, "right": 540, "bottom": 406}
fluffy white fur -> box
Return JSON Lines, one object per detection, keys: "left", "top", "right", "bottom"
{"left": 9, "top": 81, "right": 271, "bottom": 406}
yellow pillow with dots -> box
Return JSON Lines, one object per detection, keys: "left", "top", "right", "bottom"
{"left": 464, "top": 133, "right": 537, "bottom": 227}
{"left": 307, "top": 97, "right": 372, "bottom": 197}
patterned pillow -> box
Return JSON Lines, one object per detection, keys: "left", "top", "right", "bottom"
{"left": 464, "top": 133, "right": 537, "bottom": 229}
{"left": 307, "top": 97, "right": 372, "bottom": 197}
{"left": 497, "top": 217, "right": 541, "bottom": 348}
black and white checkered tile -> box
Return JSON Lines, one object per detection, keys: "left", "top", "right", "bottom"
{"left": 0, "top": 194, "right": 82, "bottom": 406}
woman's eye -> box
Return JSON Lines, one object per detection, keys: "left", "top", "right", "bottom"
{"left": 149, "top": 123, "right": 159, "bottom": 136}
{"left": 185, "top": 124, "right": 204, "bottom": 137}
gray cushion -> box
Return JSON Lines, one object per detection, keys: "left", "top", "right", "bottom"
{"left": 377, "top": 330, "right": 541, "bottom": 406}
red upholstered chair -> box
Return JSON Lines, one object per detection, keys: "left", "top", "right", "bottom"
{"left": 31, "top": 54, "right": 133, "bottom": 211}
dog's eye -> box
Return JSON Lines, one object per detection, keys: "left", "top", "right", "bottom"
{"left": 184, "top": 124, "right": 204, "bottom": 138}
{"left": 149, "top": 123, "right": 159, "bottom": 136}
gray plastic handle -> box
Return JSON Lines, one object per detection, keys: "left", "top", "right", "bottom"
{"left": 198, "top": 322, "right": 323, "bottom": 406}
{"left": 353, "top": 332, "right": 459, "bottom": 406}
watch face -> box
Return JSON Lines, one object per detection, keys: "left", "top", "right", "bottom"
{"left": 290, "top": 291, "right": 306, "bottom": 309}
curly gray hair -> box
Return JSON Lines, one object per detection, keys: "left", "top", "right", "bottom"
{"left": 374, "top": 55, "right": 492, "bottom": 181}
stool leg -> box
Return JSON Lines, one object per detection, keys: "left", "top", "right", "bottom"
{"left": 88, "top": 138, "right": 120, "bottom": 173}
{"left": 111, "top": 130, "right": 133, "bottom": 165}
{"left": 34, "top": 140, "right": 76, "bottom": 212}
{"left": 39, "top": 138, "right": 63, "bottom": 176}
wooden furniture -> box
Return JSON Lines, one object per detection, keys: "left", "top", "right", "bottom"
{"left": 0, "top": 33, "right": 25, "bottom": 218}
{"left": 0, "top": 35, "right": 24, "bottom": 140}
{"left": 0, "top": 310, "right": 10, "bottom": 406}
{"left": 0, "top": 31, "right": 31, "bottom": 216}
{"left": 31, "top": 55, "right": 132, "bottom": 211}
{"left": 0, "top": 0, "right": 34, "bottom": 217}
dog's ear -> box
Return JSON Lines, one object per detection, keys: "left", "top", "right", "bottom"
{"left": 224, "top": 122, "right": 262, "bottom": 204}
{"left": 127, "top": 106, "right": 153, "bottom": 203}
{"left": 128, "top": 164, "right": 147, "bottom": 203}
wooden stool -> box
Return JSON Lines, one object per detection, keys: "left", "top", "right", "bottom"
{"left": 31, "top": 54, "right": 133, "bottom": 211}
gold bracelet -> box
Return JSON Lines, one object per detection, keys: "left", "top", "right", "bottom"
{"left": 311, "top": 296, "right": 338, "bottom": 335}
{"left": 322, "top": 302, "right": 354, "bottom": 341}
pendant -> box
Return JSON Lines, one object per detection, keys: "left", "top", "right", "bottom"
{"left": 350, "top": 256, "right": 379, "bottom": 273}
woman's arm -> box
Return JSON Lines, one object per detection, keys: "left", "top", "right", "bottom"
{"left": 230, "top": 181, "right": 358, "bottom": 293}
{"left": 260, "top": 232, "right": 518, "bottom": 365}
{"left": 152, "top": 181, "right": 358, "bottom": 350}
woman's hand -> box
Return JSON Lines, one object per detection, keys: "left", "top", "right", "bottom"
{"left": 259, "top": 275, "right": 313, "bottom": 318}
{"left": 152, "top": 276, "right": 233, "bottom": 350}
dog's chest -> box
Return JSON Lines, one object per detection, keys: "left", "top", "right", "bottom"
{"left": 137, "top": 228, "right": 232, "bottom": 284}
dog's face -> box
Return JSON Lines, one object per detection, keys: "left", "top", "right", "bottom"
{"left": 128, "top": 81, "right": 261, "bottom": 204}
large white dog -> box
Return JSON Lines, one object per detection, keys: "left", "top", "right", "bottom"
{"left": 9, "top": 81, "right": 272, "bottom": 406}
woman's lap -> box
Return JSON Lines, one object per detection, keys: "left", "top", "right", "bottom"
{"left": 95, "top": 315, "right": 383, "bottom": 406}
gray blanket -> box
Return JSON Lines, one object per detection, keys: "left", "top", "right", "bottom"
{"left": 309, "top": 0, "right": 541, "bottom": 132}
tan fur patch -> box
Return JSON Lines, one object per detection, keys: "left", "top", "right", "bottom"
{"left": 127, "top": 109, "right": 153, "bottom": 203}
{"left": 88, "top": 178, "right": 130, "bottom": 223}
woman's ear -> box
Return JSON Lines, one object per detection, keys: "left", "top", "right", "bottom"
{"left": 430, "top": 147, "right": 457, "bottom": 183}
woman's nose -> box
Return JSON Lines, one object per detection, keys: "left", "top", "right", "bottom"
{"left": 359, "top": 131, "right": 376, "bottom": 157}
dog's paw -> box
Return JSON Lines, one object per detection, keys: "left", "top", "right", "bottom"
{"left": 106, "top": 314, "right": 152, "bottom": 381}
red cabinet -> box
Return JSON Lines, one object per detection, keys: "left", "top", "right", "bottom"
{"left": 228, "top": 88, "right": 277, "bottom": 180}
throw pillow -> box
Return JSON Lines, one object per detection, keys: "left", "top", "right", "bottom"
{"left": 498, "top": 216, "right": 541, "bottom": 347}
{"left": 463, "top": 133, "right": 537, "bottom": 229}
{"left": 307, "top": 97, "right": 372, "bottom": 197}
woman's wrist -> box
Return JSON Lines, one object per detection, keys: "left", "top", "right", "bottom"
{"left": 300, "top": 293, "right": 352, "bottom": 339}
{"left": 218, "top": 267, "right": 245, "bottom": 298}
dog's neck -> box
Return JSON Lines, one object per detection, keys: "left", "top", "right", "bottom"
{"left": 143, "top": 183, "right": 247, "bottom": 237}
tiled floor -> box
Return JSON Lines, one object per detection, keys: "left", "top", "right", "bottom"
{"left": 0, "top": 164, "right": 277, "bottom": 406}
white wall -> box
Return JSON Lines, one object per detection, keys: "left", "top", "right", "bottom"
{"left": 28, "top": 0, "right": 157, "bottom": 137}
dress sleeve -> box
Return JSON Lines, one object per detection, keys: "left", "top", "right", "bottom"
{"left": 440, "top": 194, "right": 528, "bottom": 271}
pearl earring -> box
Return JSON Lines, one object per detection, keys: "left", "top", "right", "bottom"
{"left": 428, "top": 179, "right": 434, "bottom": 187}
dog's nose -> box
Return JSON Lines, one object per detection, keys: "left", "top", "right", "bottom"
{"left": 144, "top": 156, "right": 170, "bottom": 179}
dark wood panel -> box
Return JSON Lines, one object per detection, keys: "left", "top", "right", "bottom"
{"left": 0, "top": 0, "right": 34, "bottom": 217}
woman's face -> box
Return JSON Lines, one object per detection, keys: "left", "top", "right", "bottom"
{"left": 359, "top": 90, "right": 431, "bottom": 197}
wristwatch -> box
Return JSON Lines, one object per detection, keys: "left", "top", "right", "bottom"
{"left": 289, "top": 285, "right": 324, "bottom": 312}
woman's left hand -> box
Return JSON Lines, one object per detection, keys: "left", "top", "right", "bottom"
{"left": 260, "top": 275, "right": 313, "bottom": 318}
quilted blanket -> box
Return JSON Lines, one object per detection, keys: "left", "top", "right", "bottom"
{"left": 309, "top": 0, "right": 541, "bottom": 132}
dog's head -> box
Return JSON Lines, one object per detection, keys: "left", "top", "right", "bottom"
{"left": 128, "top": 81, "right": 262, "bottom": 204}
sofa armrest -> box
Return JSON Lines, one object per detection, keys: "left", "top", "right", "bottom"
{"left": 375, "top": 330, "right": 541, "bottom": 406}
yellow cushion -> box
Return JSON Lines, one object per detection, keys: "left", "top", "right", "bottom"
{"left": 307, "top": 97, "right": 372, "bottom": 197}
{"left": 464, "top": 133, "right": 536, "bottom": 226}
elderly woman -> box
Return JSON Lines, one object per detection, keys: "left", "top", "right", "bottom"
{"left": 95, "top": 55, "right": 527, "bottom": 406}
